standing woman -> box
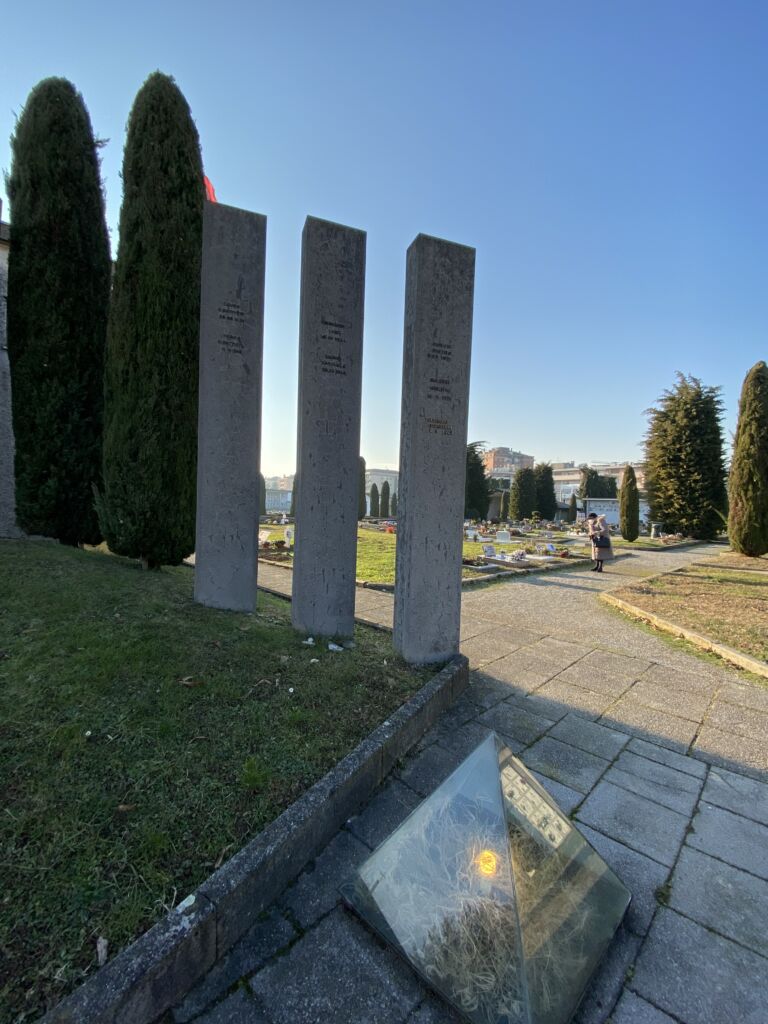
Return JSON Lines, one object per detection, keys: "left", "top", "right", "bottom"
{"left": 587, "top": 512, "right": 614, "bottom": 572}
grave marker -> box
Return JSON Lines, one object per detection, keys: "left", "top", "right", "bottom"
{"left": 394, "top": 234, "right": 475, "bottom": 664}
{"left": 292, "top": 217, "right": 366, "bottom": 638}
{"left": 194, "top": 202, "right": 266, "bottom": 612}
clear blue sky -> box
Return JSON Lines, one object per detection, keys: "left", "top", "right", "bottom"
{"left": 2, "top": 1, "right": 766, "bottom": 476}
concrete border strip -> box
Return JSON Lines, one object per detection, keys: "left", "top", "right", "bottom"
{"left": 601, "top": 592, "right": 768, "bottom": 680}
{"left": 42, "top": 655, "right": 468, "bottom": 1024}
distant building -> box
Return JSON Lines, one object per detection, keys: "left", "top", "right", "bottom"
{"left": 265, "top": 488, "right": 292, "bottom": 512}
{"left": 552, "top": 462, "right": 646, "bottom": 502}
{"left": 365, "top": 467, "right": 398, "bottom": 495}
{"left": 482, "top": 447, "right": 534, "bottom": 479}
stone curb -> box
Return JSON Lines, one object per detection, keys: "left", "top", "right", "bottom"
{"left": 600, "top": 591, "right": 768, "bottom": 680}
{"left": 42, "top": 655, "right": 469, "bottom": 1024}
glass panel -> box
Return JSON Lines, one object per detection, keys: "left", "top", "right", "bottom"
{"left": 499, "top": 748, "right": 630, "bottom": 1024}
{"left": 342, "top": 733, "right": 630, "bottom": 1024}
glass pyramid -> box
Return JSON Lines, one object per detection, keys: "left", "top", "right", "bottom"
{"left": 341, "top": 733, "right": 630, "bottom": 1024}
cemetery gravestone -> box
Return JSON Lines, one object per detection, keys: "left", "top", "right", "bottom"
{"left": 292, "top": 217, "right": 366, "bottom": 638}
{"left": 194, "top": 202, "right": 266, "bottom": 613}
{"left": 394, "top": 234, "right": 475, "bottom": 664}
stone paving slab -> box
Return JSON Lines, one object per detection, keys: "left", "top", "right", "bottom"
{"left": 463, "top": 671, "right": 524, "bottom": 708}
{"left": 635, "top": 662, "right": 721, "bottom": 696}
{"left": 626, "top": 737, "right": 707, "bottom": 779}
{"left": 701, "top": 765, "right": 768, "bottom": 825}
{"left": 347, "top": 779, "right": 421, "bottom": 850}
{"left": 575, "top": 925, "right": 641, "bottom": 1024}
{"left": 396, "top": 743, "right": 465, "bottom": 798}
{"left": 603, "top": 750, "right": 702, "bottom": 816}
{"left": 718, "top": 679, "right": 768, "bottom": 713}
{"left": 551, "top": 662, "right": 634, "bottom": 697}
{"left": 249, "top": 910, "right": 424, "bottom": 1024}
{"left": 281, "top": 830, "right": 370, "bottom": 929}
{"left": 686, "top": 802, "right": 768, "bottom": 879}
{"left": 611, "top": 990, "right": 676, "bottom": 1024}
{"left": 530, "top": 770, "right": 584, "bottom": 816}
{"left": 429, "top": 720, "right": 498, "bottom": 758}
{"left": 619, "top": 679, "right": 712, "bottom": 722}
{"left": 523, "top": 736, "right": 610, "bottom": 794}
{"left": 601, "top": 700, "right": 699, "bottom": 753}
{"left": 631, "top": 907, "right": 768, "bottom": 1024}
{"left": 576, "top": 649, "right": 653, "bottom": 681}
{"left": 484, "top": 648, "right": 563, "bottom": 687}
{"left": 576, "top": 782, "right": 688, "bottom": 866}
{"left": 576, "top": 824, "right": 669, "bottom": 936}
{"left": 174, "top": 908, "right": 294, "bottom": 1022}
{"left": 549, "top": 713, "right": 630, "bottom": 760}
{"left": 477, "top": 701, "right": 554, "bottom": 746}
{"left": 706, "top": 698, "right": 768, "bottom": 741}
{"left": 530, "top": 679, "right": 614, "bottom": 720}
{"left": 669, "top": 846, "right": 768, "bottom": 957}
{"left": 691, "top": 725, "right": 768, "bottom": 780}
{"left": 196, "top": 988, "right": 269, "bottom": 1023}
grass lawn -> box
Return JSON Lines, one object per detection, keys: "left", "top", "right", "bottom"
{"left": 611, "top": 563, "right": 768, "bottom": 662}
{"left": 0, "top": 540, "right": 431, "bottom": 1023}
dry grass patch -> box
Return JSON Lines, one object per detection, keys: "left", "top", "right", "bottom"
{"left": 611, "top": 565, "right": 768, "bottom": 662}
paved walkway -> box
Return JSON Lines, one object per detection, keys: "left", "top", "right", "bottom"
{"left": 176, "top": 547, "right": 768, "bottom": 1024}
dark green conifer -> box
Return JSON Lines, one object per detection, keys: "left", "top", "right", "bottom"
{"left": 464, "top": 442, "right": 490, "bottom": 519}
{"left": 619, "top": 465, "right": 640, "bottom": 541}
{"left": 369, "top": 482, "right": 380, "bottom": 518}
{"left": 500, "top": 490, "right": 510, "bottom": 521}
{"left": 7, "top": 78, "right": 111, "bottom": 543}
{"left": 509, "top": 467, "right": 536, "bottom": 520}
{"left": 98, "top": 72, "right": 204, "bottom": 566}
{"left": 644, "top": 374, "right": 727, "bottom": 539}
{"left": 259, "top": 473, "right": 266, "bottom": 516}
{"left": 534, "top": 463, "right": 557, "bottom": 520}
{"left": 391, "top": 491, "right": 398, "bottom": 517}
{"left": 380, "top": 480, "right": 390, "bottom": 518}
{"left": 358, "top": 457, "right": 367, "bottom": 519}
{"left": 568, "top": 492, "right": 578, "bottom": 523}
{"left": 728, "top": 361, "right": 768, "bottom": 556}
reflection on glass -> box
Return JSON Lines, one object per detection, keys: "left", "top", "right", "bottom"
{"left": 341, "top": 733, "right": 630, "bottom": 1024}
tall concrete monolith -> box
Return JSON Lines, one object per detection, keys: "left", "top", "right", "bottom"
{"left": 0, "top": 262, "right": 20, "bottom": 538}
{"left": 194, "top": 201, "right": 266, "bottom": 612}
{"left": 394, "top": 234, "right": 475, "bottom": 664}
{"left": 292, "top": 217, "right": 366, "bottom": 638}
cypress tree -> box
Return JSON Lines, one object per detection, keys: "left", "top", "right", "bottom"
{"left": 500, "top": 490, "right": 510, "bottom": 521}
{"left": 644, "top": 374, "right": 727, "bottom": 539}
{"left": 728, "top": 361, "right": 768, "bottom": 556}
{"left": 464, "top": 442, "right": 490, "bottom": 519}
{"left": 98, "top": 72, "right": 204, "bottom": 567}
{"left": 568, "top": 492, "right": 578, "bottom": 523}
{"left": 534, "top": 463, "right": 557, "bottom": 520}
{"left": 6, "top": 78, "right": 111, "bottom": 544}
{"left": 619, "top": 464, "right": 640, "bottom": 541}
{"left": 380, "top": 480, "right": 390, "bottom": 518}
{"left": 391, "top": 491, "right": 397, "bottom": 516}
{"left": 369, "top": 482, "right": 380, "bottom": 518}
{"left": 290, "top": 477, "right": 298, "bottom": 517}
{"left": 259, "top": 473, "right": 266, "bottom": 516}
{"left": 358, "top": 456, "right": 367, "bottom": 519}
{"left": 509, "top": 467, "right": 536, "bottom": 519}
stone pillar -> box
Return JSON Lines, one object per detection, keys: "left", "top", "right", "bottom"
{"left": 0, "top": 261, "right": 20, "bottom": 538}
{"left": 292, "top": 217, "right": 366, "bottom": 638}
{"left": 194, "top": 202, "right": 266, "bottom": 612}
{"left": 394, "top": 234, "right": 475, "bottom": 664}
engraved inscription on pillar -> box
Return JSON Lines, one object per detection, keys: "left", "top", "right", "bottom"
{"left": 217, "top": 300, "right": 246, "bottom": 354}
{"left": 319, "top": 317, "right": 349, "bottom": 377}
